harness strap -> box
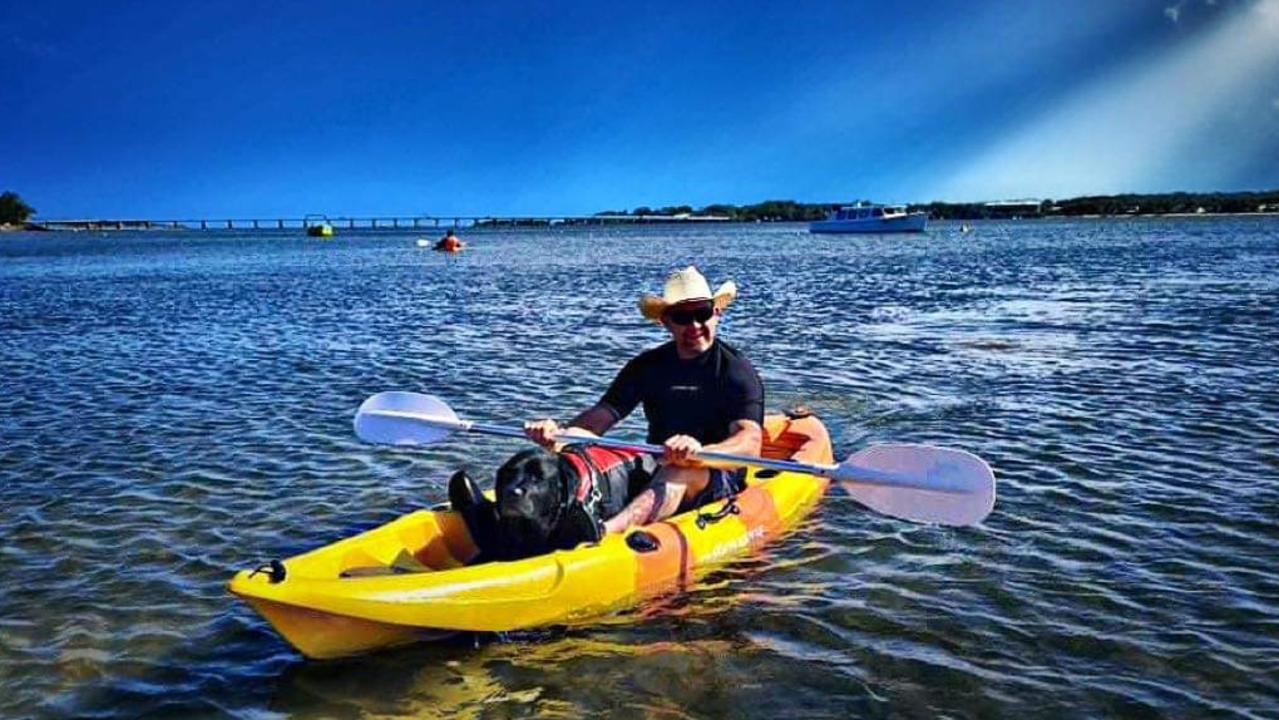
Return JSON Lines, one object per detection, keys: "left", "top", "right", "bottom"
{"left": 561, "top": 445, "right": 646, "bottom": 520}
{"left": 561, "top": 451, "right": 593, "bottom": 502}
{"left": 561, "top": 446, "right": 605, "bottom": 522}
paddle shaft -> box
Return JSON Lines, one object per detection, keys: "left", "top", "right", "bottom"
{"left": 367, "top": 408, "right": 835, "bottom": 469}
{"left": 364, "top": 409, "right": 966, "bottom": 493}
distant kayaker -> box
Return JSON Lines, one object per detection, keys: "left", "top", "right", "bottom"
{"left": 523, "top": 266, "right": 764, "bottom": 534}
{"left": 434, "top": 229, "right": 464, "bottom": 252}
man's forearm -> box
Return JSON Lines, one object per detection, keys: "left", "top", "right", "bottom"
{"left": 701, "top": 420, "right": 763, "bottom": 467}
{"left": 567, "top": 404, "right": 617, "bottom": 436}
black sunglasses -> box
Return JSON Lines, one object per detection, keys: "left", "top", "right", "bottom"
{"left": 666, "top": 305, "right": 714, "bottom": 326}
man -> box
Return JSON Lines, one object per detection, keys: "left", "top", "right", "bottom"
{"left": 525, "top": 266, "right": 764, "bottom": 534}
{"left": 434, "top": 229, "right": 463, "bottom": 252}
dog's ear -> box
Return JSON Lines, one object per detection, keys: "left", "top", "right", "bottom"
{"left": 449, "top": 469, "right": 486, "bottom": 511}
{"left": 553, "top": 503, "right": 604, "bottom": 549}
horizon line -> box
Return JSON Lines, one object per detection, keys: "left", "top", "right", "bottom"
{"left": 19, "top": 186, "right": 1279, "bottom": 223}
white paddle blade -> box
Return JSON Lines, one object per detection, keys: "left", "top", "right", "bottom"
{"left": 353, "top": 391, "right": 460, "bottom": 446}
{"left": 835, "top": 444, "right": 995, "bottom": 526}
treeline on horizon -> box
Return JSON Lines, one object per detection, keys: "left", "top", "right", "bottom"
{"left": 595, "top": 189, "right": 1279, "bottom": 221}
{"left": 593, "top": 200, "right": 830, "bottom": 222}
{"left": 7, "top": 188, "right": 1279, "bottom": 228}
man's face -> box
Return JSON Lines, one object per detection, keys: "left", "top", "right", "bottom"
{"left": 662, "top": 301, "right": 719, "bottom": 357}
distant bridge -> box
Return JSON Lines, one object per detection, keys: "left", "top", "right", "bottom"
{"left": 31, "top": 213, "right": 732, "bottom": 232}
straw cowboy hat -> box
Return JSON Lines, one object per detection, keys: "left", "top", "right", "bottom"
{"left": 639, "top": 266, "right": 737, "bottom": 322}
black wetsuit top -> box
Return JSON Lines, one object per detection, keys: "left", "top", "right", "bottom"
{"left": 599, "top": 339, "right": 765, "bottom": 444}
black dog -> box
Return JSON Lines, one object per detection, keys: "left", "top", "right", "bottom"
{"left": 449, "top": 446, "right": 656, "bottom": 562}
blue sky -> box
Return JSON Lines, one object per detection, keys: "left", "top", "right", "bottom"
{"left": 3, "top": 0, "right": 1278, "bottom": 218}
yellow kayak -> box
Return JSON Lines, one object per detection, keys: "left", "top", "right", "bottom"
{"left": 229, "top": 412, "right": 833, "bottom": 659}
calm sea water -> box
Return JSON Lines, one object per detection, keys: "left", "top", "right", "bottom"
{"left": 1, "top": 219, "right": 1277, "bottom": 719}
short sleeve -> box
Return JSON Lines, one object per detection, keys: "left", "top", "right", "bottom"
{"left": 598, "top": 355, "right": 645, "bottom": 422}
{"left": 723, "top": 357, "right": 765, "bottom": 425}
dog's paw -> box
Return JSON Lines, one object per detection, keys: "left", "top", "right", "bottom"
{"left": 449, "top": 470, "right": 499, "bottom": 557}
{"left": 448, "top": 470, "right": 486, "bottom": 512}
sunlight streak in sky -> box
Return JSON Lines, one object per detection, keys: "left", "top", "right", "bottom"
{"left": 932, "top": 0, "right": 1279, "bottom": 201}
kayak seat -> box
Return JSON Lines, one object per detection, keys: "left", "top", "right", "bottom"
{"left": 760, "top": 412, "right": 833, "bottom": 465}
{"left": 339, "top": 550, "right": 431, "bottom": 578}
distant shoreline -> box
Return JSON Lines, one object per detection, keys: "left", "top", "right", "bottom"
{"left": 7, "top": 188, "right": 1278, "bottom": 232}
{"left": 1067, "top": 211, "right": 1279, "bottom": 219}
{"left": 0, "top": 223, "right": 50, "bottom": 233}
{"left": 6, "top": 212, "right": 1279, "bottom": 234}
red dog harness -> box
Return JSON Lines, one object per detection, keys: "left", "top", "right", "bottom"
{"left": 559, "top": 445, "right": 652, "bottom": 522}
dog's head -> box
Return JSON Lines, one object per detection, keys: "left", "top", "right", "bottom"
{"left": 493, "top": 448, "right": 569, "bottom": 552}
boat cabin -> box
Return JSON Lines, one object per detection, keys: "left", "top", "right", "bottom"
{"left": 832, "top": 205, "right": 908, "bottom": 220}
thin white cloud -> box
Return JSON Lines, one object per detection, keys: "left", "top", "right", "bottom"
{"left": 930, "top": 0, "right": 1279, "bottom": 201}
{"left": 1166, "top": 2, "right": 1184, "bottom": 22}
{"left": 1263, "top": 0, "right": 1279, "bottom": 25}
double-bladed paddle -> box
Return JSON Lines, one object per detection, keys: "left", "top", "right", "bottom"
{"left": 353, "top": 391, "right": 996, "bottom": 527}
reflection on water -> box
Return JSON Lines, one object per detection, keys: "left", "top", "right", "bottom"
{"left": 2, "top": 219, "right": 1278, "bottom": 718}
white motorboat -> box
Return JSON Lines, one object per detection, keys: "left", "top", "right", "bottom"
{"left": 809, "top": 203, "right": 928, "bottom": 234}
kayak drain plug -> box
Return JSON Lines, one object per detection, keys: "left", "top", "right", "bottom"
{"left": 249, "top": 560, "right": 287, "bottom": 584}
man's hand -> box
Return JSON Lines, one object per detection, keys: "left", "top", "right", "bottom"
{"left": 524, "top": 420, "right": 599, "bottom": 451}
{"left": 662, "top": 434, "right": 704, "bottom": 466}
{"left": 523, "top": 419, "right": 561, "bottom": 449}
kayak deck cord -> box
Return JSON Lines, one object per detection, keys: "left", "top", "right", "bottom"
{"left": 696, "top": 494, "right": 742, "bottom": 529}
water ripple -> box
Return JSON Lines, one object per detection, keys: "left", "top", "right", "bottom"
{"left": 1, "top": 219, "right": 1277, "bottom": 718}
